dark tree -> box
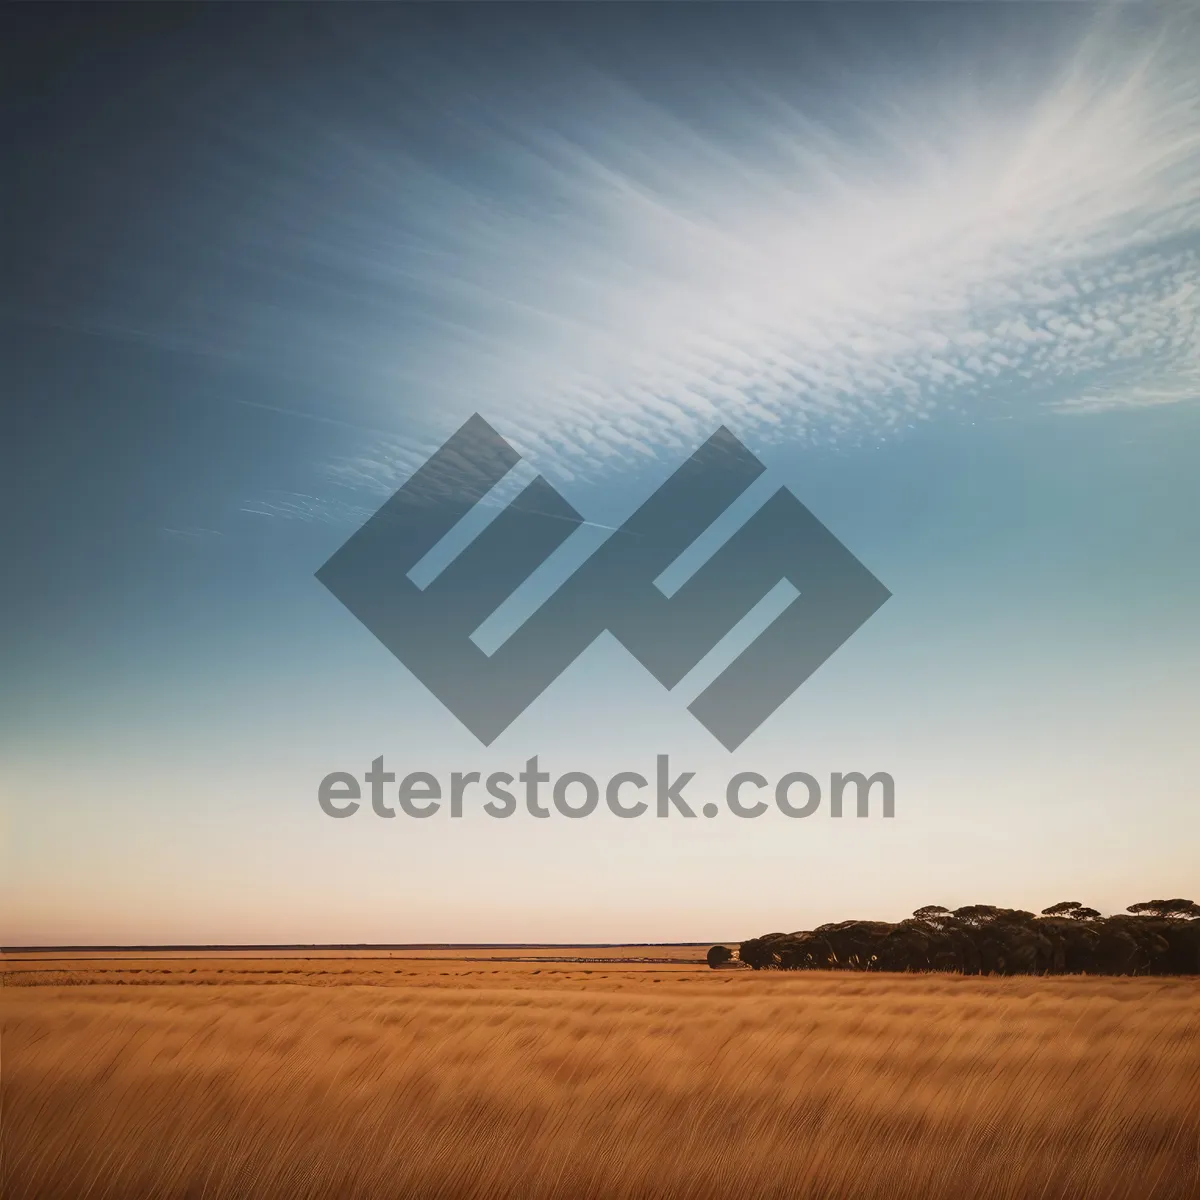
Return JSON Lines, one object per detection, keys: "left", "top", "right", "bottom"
{"left": 1128, "top": 899, "right": 1200, "bottom": 919}
{"left": 913, "top": 905, "right": 951, "bottom": 921}
{"left": 732, "top": 896, "right": 1200, "bottom": 976}
{"left": 953, "top": 905, "right": 1002, "bottom": 926}
{"left": 706, "top": 945, "right": 733, "bottom": 969}
{"left": 1042, "top": 902, "right": 1100, "bottom": 920}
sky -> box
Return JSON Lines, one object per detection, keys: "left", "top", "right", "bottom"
{"left": 2, "top": 3, "right": 1198, "bottom": 946}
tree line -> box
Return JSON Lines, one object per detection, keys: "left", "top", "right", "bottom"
{"left": 708, "top": 899, "right": 1200, "bottom": 974}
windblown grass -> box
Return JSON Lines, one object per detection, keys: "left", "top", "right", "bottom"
{"left": 4, "top": 959, "right": 1198, "bottom": 1198}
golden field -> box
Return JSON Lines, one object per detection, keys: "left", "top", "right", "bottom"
{"left": 3, "top": 953, "right": 1199, "bottom": 1199}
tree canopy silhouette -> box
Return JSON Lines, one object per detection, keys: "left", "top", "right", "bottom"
{"left": 721, "top": 899, "right": 1199, "bottom": 976}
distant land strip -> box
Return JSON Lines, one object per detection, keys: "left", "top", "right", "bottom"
{"left": 1, "top": 943, "right": 711, "bottom": 955}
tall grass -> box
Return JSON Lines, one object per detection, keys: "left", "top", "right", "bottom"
{"left": 4, "top": 965, "right": 1199, "bottom": 1198}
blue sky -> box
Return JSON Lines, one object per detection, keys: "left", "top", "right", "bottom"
{"left": 3, "top": 4, "right": 1198, "bottom": 945}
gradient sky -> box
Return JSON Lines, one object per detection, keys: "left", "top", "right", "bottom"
{"left": 3, "top": 3, "right": 1198, "bottom": 946}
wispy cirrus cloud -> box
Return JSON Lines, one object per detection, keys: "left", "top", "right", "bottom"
{"left": 287, "top": 7, "right": 1197, "bottom": 503}
{"left": 49, "top": 6, "right": 1199, "bottom": 509}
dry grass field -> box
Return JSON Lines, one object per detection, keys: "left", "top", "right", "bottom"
{"left": 4, "top": 952, "right": 1199, "bottom": 1199}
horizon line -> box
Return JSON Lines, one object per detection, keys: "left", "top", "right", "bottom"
{"left": 1, "top": 941, "right": 716, "bottom": 954}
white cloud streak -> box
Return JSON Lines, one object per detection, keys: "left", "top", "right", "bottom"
{"left": 72, "top": 8, "right": 1200, "bottom": 503}
{"left": 304, "top": 8, "right": 1199, "bottom": 500}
